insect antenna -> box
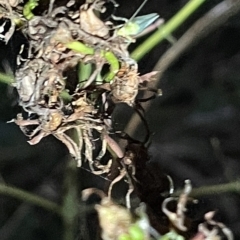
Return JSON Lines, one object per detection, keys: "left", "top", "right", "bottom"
{"left": 129, "top": 0, "right": 148, "bottom": 22}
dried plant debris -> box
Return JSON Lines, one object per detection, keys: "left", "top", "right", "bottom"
{"left": 191, "top": 211, "right": 233, "bottom": 240}
{"left": 82, "top": 188, "right": 160, "bottom": 240}
{"left": 0, "top": 0, "right": 25, "bottom": 43}
{"left": 162, "top": 180, "right": 193, "bottom": 232}
{"left": 1, "top": 1, "right": 235, "bottom": 239}
{"left": 83, "top": 184, "right": 234, "bottom": 240}
{"left": 4, "top": 0, "right": 160, "bottom": 169}
{"left": 161, "top": 180, "right": 234, "bottom": 240}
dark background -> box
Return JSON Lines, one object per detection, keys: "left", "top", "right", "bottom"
{"left": 1, "top": 0, "right": 240, "bottom": 239}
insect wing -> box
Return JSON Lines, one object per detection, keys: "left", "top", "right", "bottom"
{"left": 132, "top": 13, "right": 159, "bottom": 35}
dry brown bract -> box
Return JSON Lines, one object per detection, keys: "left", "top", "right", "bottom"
{"left": 192, "top": 211, "right": 233, "bottom": 240}
{"left": 82, "top": 188, "right": 133, "bottom": 240}
{"left": 11, "top": 0, "right": 157, "bottom": 174}
{"left": 14, "top": 91, "right": 112, "bottom": 170}
{"left": 80, "top": 0, "right": 110, "bottom": 38}
{"left": 110, "top": 61, "right": 159, "bottom": 106}
{"left": 111, "top": 60, "right": 139, "bottom": 106}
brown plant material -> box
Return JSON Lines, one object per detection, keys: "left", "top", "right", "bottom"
{"left": 192, "top": 211, "right": 233, "bottom": 240}
{"left": 162, "top": 180, "right": 192, "bottom": 232}
{"left": 82, "top": 188, "right": 133, "bottom": 240}
{"left": 80, "top": 0, "right": 109, "bottom": 38}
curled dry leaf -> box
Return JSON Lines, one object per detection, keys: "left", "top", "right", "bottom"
{"left": 194, "top": 211, "right": 234, "bottom": 240}
{"left": 28, "top": 131, "right": 49, "bottom": 145}
{"left": 80, "top": 1, "right": 109, "bottom": 38}
{"left": 82, "top": 188, "right": 133, "bottom": 240}
{"left": 162, "top": 179, "right": 192, "bottom": 232}
{"left": 139, "top": 71, "right": 158, "bottom": 83}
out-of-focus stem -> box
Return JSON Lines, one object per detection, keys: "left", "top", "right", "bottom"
{"left": 174, "top": 181, "right": 240, "bottom": 197}
{"left": 131, "top": 0, "right": 206, "bottom": 61}
{"left": 0, "top": 183, "right": 61, "bottom": 215}
{"left": 126, "top": 0, "right": 240, "bottom": 139}
{"left": 61, "top": 159, "right": 79, "bottom": 240}
{"left": 0, "top": 72, "right": 14, "bottom": 84}
{"left": 153, "top": 0, "right": 240, "bottom": 82}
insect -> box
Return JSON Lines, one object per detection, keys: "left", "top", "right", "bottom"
{"left": 112, "top": 0, "right": 163, "bottom": 42}
{"left": 106, "top": 105, "right": 173, "bottom": 210}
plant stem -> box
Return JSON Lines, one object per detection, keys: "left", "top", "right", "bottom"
{"left": 174, "top": 181, "right": 240, "bottom": 197}
{"left": 0, "top": 183, "right": 61, "bottom": 215}
{"left": 61, "top": 159, "right": 79, "bottom": 240}
{"left": 0, "top": 72, "right": 14, "bottom": 84}
{"left": 125, "top": 0, "right": 240, "bottom": 140}
{"left": 153, "top": 0, "right": 240, "bottom": 82}
{"left": 78, "top": 62, "right": 92, "bottom": 82}
{"left": 131, "top": 0, "right": 206, "bottom": 61}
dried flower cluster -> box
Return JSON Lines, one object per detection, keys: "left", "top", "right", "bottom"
{"left": 1, "top": 0, "right": 157, "bottom": 171}
{"left": 1, "top": 1, "right": 234, "bottom": 239}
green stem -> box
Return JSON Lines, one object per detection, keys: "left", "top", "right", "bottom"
{"left": 23, "top": 0, "right": 39, "bottom": 20}
{"left": 61, "top": 159, "right": 79, "bottom": 240}
{"left": 0, "top": 72, "right": 14, "bottom": 84}
{"left": 65, "top": 41, "right": 119, "bottom": 82}
{"left": 78, "top": 62, "right": 92, "bottom": 83}
{"left": 60, "top": 90, "right": 72, "bottom": 102}
{"left": 131, "top": 0, "right": 207, "bottom": 61}
{"left": 65, "top": 41, "right": 94, "bottom": 55}
{"left": 174, "top": 181, "right": 240, "bottom": 197}
{"left": 153, "top": 0, "right": 240, "bottom": 82}
{"left": 101, "top": 50, "right": 120, "bottom": 82}
{"left": 0, "top": 183, "right": 61, "bottom": 215}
